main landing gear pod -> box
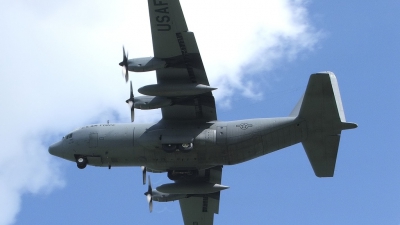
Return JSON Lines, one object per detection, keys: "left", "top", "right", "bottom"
{"left": 161, "top": 135, "right": 194, "bottom": 153}
{"left": 167, "top": 169, "right": 199, "bottom": 181}
{"left": 179, "top": 143, "right": 193, "bottom": 152}
{"left": 162, "top": 143, "right": 193, "bottom": 153}
{"left": 162, "top": 144, "right": 177, "bottom": 153}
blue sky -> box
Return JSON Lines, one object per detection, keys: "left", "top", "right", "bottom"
{"left": 1, "top": 0, "right": 400, "bottom": 224}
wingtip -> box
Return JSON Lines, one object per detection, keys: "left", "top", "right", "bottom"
{"left": 341, "top": 122, "right": 358, "bottom": 130}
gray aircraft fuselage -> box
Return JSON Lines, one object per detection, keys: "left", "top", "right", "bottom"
{"left": 48, "top": 71, "right": 357, "bottom": 222}
{"left": 49, "top": 117, "right": 304, "bottom": 171}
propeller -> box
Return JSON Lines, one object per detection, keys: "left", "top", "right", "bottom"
{"left": 119, "top": 46, "right": 129, "bottom": 82}
{"left": 125, "top": 81, "right": 135, "bottom": 122}
{"left": 141, "top": 166, "right": 147, "bottom": 185}
{"left": 144, "top": 175, "right": 153, "bottom": 212}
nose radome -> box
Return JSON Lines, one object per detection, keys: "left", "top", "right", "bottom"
{"left": 48, "top": 142, "right": 60, "bottom": 156}
{"left": 48, "top": 140, "right": 74, "bottom": 161}
{"left": 48, "top": 143, "right": 55, "bottom": 155}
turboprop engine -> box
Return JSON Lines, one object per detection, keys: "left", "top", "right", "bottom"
{"left": 131, "top": 96, "right": 172, "bottom": 110}
{"left": 144, "top": 176, "right": 187, "bottom": 212}
{"left": 144, "top": 176, "right": 229, "bottom": 212}
{"left": 119, "top": 46, "right": 167, "bottom": 82}
{"left": 125, "top": 57, "right": 166, "bottom": 72}
{"left": 125, "top": 81, "right": 172, "bottom": 122}
{"left": 139, "top": 84, "right": 217, "bottom": 97}
{"left": 156, "top": 182, "right": 229, "bottom": 194}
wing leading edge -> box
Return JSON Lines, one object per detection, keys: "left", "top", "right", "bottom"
{"left": 147, "top": 0, "right": 217, "bottom": 121}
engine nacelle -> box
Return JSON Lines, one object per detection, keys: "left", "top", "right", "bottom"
{"left": 127, "top": 57, "right": 166, "bottom": 72}
{"left": 151, "top": 191, "right": 187, "bottom": 202}
{"left": 133, "top": 96, "right": 172, "bottom": 109}
{"left": 156, "top": 182, "right": 229, "bottom": 194}
{"left": 138, "top": 84, "right": 217, "bottom": 97}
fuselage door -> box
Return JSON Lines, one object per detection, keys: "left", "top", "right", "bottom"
{"left": 89, "top": 133, "right": 98, "bottom": 148}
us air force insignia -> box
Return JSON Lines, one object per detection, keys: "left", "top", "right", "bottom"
{"left": 236, "top": 123, "right": 253, "bottom": 130}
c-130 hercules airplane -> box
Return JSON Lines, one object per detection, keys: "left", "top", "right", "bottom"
{"left": 49, "top": 0, "right": 357, "bottom": 224}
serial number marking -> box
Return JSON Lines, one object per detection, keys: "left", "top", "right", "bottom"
{"left": 176, "top": 32, "right": 197, "bottom": 83}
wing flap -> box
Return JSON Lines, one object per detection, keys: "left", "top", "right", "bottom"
{"left": 179, "top": 166, "right": 223, "bottom": 225}
{"left": 179, "top": 192, "right": 220, "bottom": 225}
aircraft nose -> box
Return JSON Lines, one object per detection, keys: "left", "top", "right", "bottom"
{"left": 48, "top": 141, "right": 62, "bottom": 156}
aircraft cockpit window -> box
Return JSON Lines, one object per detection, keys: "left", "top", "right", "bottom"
{"left": 65, "top": 133, "right": 73, "bottom": 139}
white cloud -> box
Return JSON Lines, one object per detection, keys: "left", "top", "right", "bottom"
{"left": 180, "top": 0, "right": 319, "bottom": 104}
{"left": 0, "top": 130, "right": 65, "bottom": 225}
{"left": 0, "top": 0, "right": 319, "bottom": 224}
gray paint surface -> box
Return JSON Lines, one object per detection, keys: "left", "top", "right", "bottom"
{"left": 48, "top": 0, "right": 357, "bottom": 224}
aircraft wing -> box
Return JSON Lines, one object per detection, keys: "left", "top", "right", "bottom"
{"left": 179, "top": 166, "right": 223, "bottom": 225}
{"left": 148, "top": 0, "right": 217, "bottom": 121}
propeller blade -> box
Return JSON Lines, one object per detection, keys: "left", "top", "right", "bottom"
{"left": 130, "top": 81, "right": 134, "bottom": 99}
{"left": 120, "top": 46, "right": 129, "bottom": 83}
{"left": 123, "top": 46, "right": 126, "bottom": 60}
{"left": 126, "top": 81, "right": 135, "bottom": 122}
{"left": 126, "top": 100, "right": 134, "bottom": 122}
{"left": 145, "top": 193, "right": 153, "bottom": 212}
{"left": 130, "top": 109, "right": 135, "bottom": 122}
{"left": 149, "top": 198, "right": 153, "bottom": 213}
{"left": 148, "top": 176, "right": 152, "bottom": 194}
{"left": 121, "top": 66, "right": 127, "bottom": 79}
{"left": 144, "top": 175, "right": 153, "bottom": 212}
{"left": 125, "top": 70, "right": 129, "bottom": 83}
{"left": 141, "top": 166, "right": 146, "bottom": 185}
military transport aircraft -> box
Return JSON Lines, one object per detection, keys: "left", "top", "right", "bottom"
{"left": 48, "top": 0, "right": 357, "bottom": 224}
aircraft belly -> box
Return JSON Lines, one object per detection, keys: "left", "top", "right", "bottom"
{"left": 99, "top": 128, "right": 133, "bottom": 166}
{"left": 225, "top": 118, "right": 307, "bottom": 165}
{"left": 226, "top": 135, "right": 264, "bottom": 165}
{"left": 133, "top": 127, "right": 227, "bottom": 170}
{"left": 77, "top": 124, "right": 146, "bottom": 167}
{"left": 79, "top": 119, "right": 308, "bottom": 167}
{"left": 147, "top": 147, "right": 226, "bottom": 171}
{"left": 87, "top": 156, "right": 103, "bottom": 166}
{"left": 261, "top": 120, "right": 308, "bottom": 154}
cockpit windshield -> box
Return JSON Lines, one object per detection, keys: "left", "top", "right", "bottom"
{"left": 63, "top": 133, "right": 73, "bottom": 140}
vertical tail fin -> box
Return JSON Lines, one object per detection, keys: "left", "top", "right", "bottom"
{"left": 294, "top": 72, "right": 357, "bottom": 177}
